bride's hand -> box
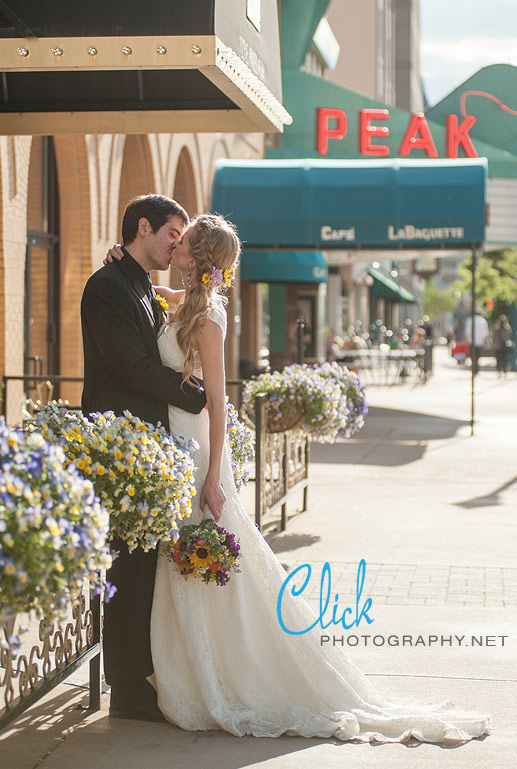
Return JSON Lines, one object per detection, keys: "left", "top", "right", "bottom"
{"left": 200, "top": 477, "right": 226, "bottom": 523}
{"left": 103, "top": 244, "right": 124, "bottom": 265}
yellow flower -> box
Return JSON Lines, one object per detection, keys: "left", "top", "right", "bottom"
{"left": 155, "top": 294, "right": 169, "bottom": 311}
{"left": 201, "top": 273, "right": 210, "bottom": 285}
{"left": 191, "top": 546, "right": 213, "bottom": 569}
{"left": 127, "top": 486, "right": 135, "bottom": 497}
{"left": 97, "top": 466, "right": 106, "bottom": 475}
{"left": 55, "top": 562, "right": 65, "bottom": 573}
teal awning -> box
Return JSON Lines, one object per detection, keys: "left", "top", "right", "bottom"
{"left": 241, "top": 251, "right": 327, "bottom": 283}
{"left": 212, "top": 158, "right": 487, "bottom": 250}
{"left": 368, "top": 267, "right": 417, "bottom": 303}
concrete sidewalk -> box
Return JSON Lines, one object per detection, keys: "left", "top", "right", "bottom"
{"left": 1, "top": 348, "right": 516, "bottom": 768}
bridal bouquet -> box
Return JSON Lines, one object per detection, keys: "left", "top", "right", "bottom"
{"left": 162, "top": 519, "right": 241, "bottom": 586}
{"left": 226, "top": 401, "right": 254, "bottom": 490}
{"left": 0, "top": 418, "right": 111, "bottom": 623}
{"left": 33, "top": 403, "right": 197, "bottom": 553}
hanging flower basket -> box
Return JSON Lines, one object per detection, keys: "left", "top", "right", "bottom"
{"left": 242, "top": 363, "right": 368, "bottom": 443}
{"left": 265, "top": 403, "right": 304, "bottom": 433}
{"left": 0, "top": 418, "right": 111, "bottom": 624}
{"left": 32, "top": 404, "right": 198, "bottom": 553}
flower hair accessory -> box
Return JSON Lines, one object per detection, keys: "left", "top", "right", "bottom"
{"left": 201, "top": 265, "right": 236, "bottom": 289}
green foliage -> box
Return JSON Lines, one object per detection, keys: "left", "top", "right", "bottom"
{"left": 453, "top": 249, "right": 517, "bottom": 311}
{"left": 423, "top": 280, "right": 458, "bottom": 317}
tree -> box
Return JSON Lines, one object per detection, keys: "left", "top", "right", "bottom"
{"left": 423, "top": 279, "right": 457, "bottom": 317}
{"left": 452, "top": 249, "right": 517, "bottom": 317}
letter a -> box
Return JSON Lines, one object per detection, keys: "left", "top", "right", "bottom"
{"left": 446, "top": 115, "right": 478, "bottom": 158}
{"left": 398, "top": 113, "right": 438, "bottom": 158}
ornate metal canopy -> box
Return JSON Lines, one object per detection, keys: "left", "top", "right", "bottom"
{"left": 0, "top": 0, "right": 291, "bottom": 134}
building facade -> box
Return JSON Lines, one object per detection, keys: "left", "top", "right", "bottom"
{"left": 0, "top": 0, "right": 287, "bottom": 423}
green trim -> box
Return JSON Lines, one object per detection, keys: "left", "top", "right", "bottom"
{"left": 241, "top": 251, "right": 327, "bottom": 283}
{"left": 368, "top": 267, "right": 417, "bottom": 303}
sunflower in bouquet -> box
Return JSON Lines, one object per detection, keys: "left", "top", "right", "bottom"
{"left": 33, "top": 403, "right": 197, "bottom": 553}
{"left": 162, "top": 518, "right": 241, "bottom": 586}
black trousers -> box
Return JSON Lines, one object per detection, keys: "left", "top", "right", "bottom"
{"left": 103, "top": 537, "right": 158, "bottom": 691}
{"left": 495, "top": 348, "right": 509, "bottom": 373}
{"left": 471, "top": 346, "right": 482, "bottom": 374}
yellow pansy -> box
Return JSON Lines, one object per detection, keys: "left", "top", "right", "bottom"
{"left": 155, "top": 294, "right": 169, "bottom": 311}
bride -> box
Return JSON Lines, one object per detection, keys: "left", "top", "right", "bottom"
{"left": 106, "top": 213, "right": 489, "bottom": 744}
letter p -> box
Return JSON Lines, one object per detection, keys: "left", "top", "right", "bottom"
{"left": 316, "top": 108, "right": 347, "bottom": 155}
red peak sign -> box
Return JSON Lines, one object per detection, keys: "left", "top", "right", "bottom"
{"left": 316, "top": 108, "right": 478, "bottom": 159}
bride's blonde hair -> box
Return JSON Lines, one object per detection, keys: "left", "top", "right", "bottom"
{"left": 175, "top": 214, "right": 241, "bottom": 387}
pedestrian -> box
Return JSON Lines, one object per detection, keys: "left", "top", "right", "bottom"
{"left": 492, "top": 314, "right": 513, "bottom": 375}
{"left": 465, "top": 310, "right": 489, "bottom": 375}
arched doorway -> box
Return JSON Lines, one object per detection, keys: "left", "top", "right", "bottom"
{"left": 117, "top": 134, "right": 157, "bottom": 279}
{"left": 117, "top": 135, "right": 155, "bottom": 233}
{"left": 170, "top": 147, "right": 197, "bottom": 289}
{"left": 173, "top": 147, "right": 197, "bottom": 218}
{"left": 25, "top": 136, "right": 60, "bottom": 396}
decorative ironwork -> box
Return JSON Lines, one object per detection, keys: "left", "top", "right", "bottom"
{"left": 254, "top": 394, "right": 309, "bottom": 532}
{"left": 0, "top": 591, "right": 101, "bottom": 731}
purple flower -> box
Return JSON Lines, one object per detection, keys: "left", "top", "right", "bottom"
{"left": 104, "top": 582, "right": 117, "bottom": 601}
{"left": 210, "top": 266, "right": 223, "bottom": 285}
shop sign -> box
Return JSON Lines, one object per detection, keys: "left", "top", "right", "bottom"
{"left": 316, "top": 108, "right": 478, "bottom": 159}
{"left": 387, "top": 225, "right": 465, "bottom": 242}
{"left": 320, "top": 224, "right": 466, "bottom": 245}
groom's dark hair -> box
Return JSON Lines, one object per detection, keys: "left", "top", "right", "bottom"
{"left": 122, "top": 194, "right": 189, "bottom": 245}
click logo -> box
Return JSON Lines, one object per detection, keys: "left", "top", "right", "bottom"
{"left": 277, "top": 559, "right": 374, "bottom": 635}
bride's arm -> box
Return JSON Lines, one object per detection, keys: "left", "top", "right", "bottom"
{"left": 195, "top": 319, "right": 227, "bottom": 522}
{"left": 153, "top": 285, "right": 185, "bottom": 310}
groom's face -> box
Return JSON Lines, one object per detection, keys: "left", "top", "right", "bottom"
{"left": 143, "top": 214, "right": 185, "bottom": 271}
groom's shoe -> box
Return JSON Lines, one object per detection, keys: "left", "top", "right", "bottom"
{"left": 109, "top": 705, "right": 166, "bottom": 722}
{"left": 109, "top": 678, "right": 166, "bottom": 722}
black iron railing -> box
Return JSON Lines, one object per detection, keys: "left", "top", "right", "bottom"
{"left": 0, "top": 592, "right": 101, "bottom": 732}
{"left": 253, "top": 393, "right": 309, "bottom": 533}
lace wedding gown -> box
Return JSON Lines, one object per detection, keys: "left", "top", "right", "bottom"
{"left": 151, "top": 299, "right": 490, "bottom": 744}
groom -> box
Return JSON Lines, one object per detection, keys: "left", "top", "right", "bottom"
{"left": 81, "top": 194, "right": 206, "bottom": 721}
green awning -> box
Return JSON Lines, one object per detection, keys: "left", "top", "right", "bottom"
{"left": 368, "top": 267, "right": 417, "bottom": 303}
{"left": 241, "top": 250, "right": 327, "bottom": 283}
{"left": 212, "top": 158, "right": 487, "bottom": 249}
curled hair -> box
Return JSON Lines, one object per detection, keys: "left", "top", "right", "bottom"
{"left": 175, "top": 214, "right": 241, "bottom": 387}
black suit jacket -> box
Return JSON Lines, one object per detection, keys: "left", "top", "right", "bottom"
{"left": 81, "top": 249, "right": 206, "bottom": 427}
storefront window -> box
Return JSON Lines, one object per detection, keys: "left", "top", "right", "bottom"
{"left": 25, "top": 136, "right": 60, "bottom": 392}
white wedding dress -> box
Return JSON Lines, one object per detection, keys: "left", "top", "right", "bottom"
{"left": 151, "top": 299, "right": 490, "bottom": 744}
